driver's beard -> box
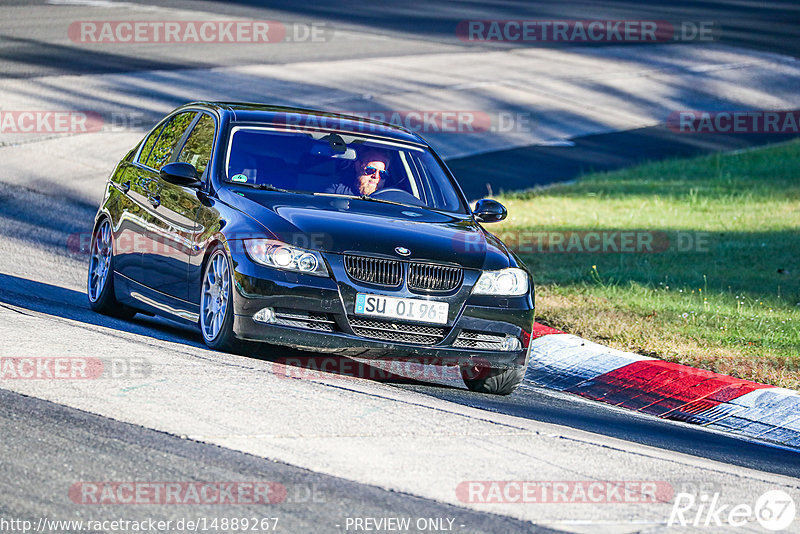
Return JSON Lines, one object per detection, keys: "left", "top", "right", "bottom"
{"left": 358, "top": 180, "right": 377, "bottom": 196}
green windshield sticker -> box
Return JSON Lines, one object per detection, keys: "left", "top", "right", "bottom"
{"left": 231, "top": 174, "right": 249, "bottom": 183}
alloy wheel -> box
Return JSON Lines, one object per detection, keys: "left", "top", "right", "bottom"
{"left": 88, "top": 220, "right": 112, "bottom": 302}
{"left": 201, "top": 251, "right": 230, "bottom": 341}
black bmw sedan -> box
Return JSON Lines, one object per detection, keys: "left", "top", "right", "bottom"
{"left": 88, "top": 102, "right": 535, "bottom": 395}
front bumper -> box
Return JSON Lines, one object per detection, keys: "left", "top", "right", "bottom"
{"left": 229, "top": 251, "right": 535, "bottom": 369}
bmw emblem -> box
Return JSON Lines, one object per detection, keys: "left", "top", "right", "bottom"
{"left": 395, "top": 246, "right": 411, "bottom": 256}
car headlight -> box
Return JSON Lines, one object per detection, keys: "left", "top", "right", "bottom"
{"left": 243, "top": 239, "right": 329, "bottom": 277}
{"left": 473, "top": 268, "right": 529, "bottom": 296}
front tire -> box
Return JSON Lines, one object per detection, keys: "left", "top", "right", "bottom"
{"left": 200, "top": 246, "right": 252, "bottom": 354}
{"left": 461, "top": 364, "right": 525, "bottom": 395}
{"left": 87, "top": 218, "right": 135, "bottom": 319}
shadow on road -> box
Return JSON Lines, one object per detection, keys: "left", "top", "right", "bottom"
{"left": 0, "top": 272, "right": 203, "bottom": 348}
{"left": 0, "top": 272, "right": 462, "bottom": 389}
{"left": 1, "top": 271, "right": 798, "bottom": 477}
{"left": 448, "top": 126, "right": 800, "bottom": 200}
{"left": 395, "top": 381, "right": 800, "bottom": 478}
{"left": 195, "top": 0, "right": 800, "bottom": 58}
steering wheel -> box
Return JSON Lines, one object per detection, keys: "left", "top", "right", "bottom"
{"left": 373, "top": 188, "right": 407, "bottom": 196}
{"left": 371, "top": 188, "right": 425, "bottom": 206}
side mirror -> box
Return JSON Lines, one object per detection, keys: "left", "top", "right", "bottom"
{"left": 160, "top": 162, "right": 200, "bottom": 188}
{"left": 473, "top": 198, "right": 507, "bottom": 223}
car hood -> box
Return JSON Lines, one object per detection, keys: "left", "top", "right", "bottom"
{"left": 218, "top": 189, "right": 511, "bottom": 271}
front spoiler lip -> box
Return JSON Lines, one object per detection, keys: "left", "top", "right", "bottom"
{"left": 232, "top": 314, "right": 530, "bottom": 369}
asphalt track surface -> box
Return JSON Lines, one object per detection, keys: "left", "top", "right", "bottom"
{"left": 3, "top": 0, "right": 798, "bottom": 79}
{"left": 448, "top": 126, "right": 800, "bottom": 200}
{"left": 0, "top": 388, "right": 550, "bottom": 534}
{"left": 4, "top": 1, "right": 798, "bottom": 197}
{"left": 1, "top": 1, "right": 799, "bottom": 532}
{"left": 1, "top": 271, "right": 799, "bottom": 481}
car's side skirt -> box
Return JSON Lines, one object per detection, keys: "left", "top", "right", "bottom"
{"left": 114, "top": 272, "right": 200, "bottom": 325}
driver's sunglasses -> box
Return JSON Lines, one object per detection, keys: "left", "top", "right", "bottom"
{"left": 364, "top": 165, "right": 388, "bottom": 179}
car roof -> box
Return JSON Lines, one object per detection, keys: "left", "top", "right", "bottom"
{"left": 181, "top": 101, "right": 426, "bottom": 145}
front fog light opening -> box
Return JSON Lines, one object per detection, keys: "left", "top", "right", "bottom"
{"left": 253, "top": 307, "right": 276, "bottom": 324}
{"left": 501, "top": 336, "right": 522, "bottom": 352}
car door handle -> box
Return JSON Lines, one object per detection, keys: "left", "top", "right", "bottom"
{"left": 120, "top": 180, "right": 130, "bottom": 194}
{"left": 148, "top": 195, "right": 160, "bottom": 208}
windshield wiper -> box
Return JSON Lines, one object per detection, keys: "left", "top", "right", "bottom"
{"left": 309, "top": 192, "right": 410, "bottom": 208}
{"left": 311, "top": 192, "right": 398, "bottom": 204}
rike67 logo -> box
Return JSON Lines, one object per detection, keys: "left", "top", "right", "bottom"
{"left": 669, "top": 490, "right": 796, "bottom": 531}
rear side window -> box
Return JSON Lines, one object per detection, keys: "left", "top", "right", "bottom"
{"left": 145, "top": 111, "right": 197, "bottom": 171}
{"left": 137, "top": 123, "right": 164, "bottom": 165}
{"left": 177, "top": 114, "right": 215, "bottom": 177}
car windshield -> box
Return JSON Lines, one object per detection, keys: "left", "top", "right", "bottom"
{"left": 225, "top": 127, "right": 468, "bottom": 214}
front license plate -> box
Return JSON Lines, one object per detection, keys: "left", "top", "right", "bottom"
{"left": 354, "top": 293, "right": 449, "bottom": 324}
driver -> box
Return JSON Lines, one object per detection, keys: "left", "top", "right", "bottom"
{"left": 325, "top": 150, "right": 389, "bottom": 196}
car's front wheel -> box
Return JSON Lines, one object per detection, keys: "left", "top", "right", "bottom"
{"left": 200, "top": 246, "right": 252, "bottom": 354}
{"left": 461, "top": 364, "right": 525, "bottom": 395}
{"left": 87, "top": 218, "right": 135, "bottom": 319}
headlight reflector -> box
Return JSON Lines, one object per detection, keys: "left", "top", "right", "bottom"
{"left": 244, "top": 239, "right": 329, "bottom": 277}
{"left": 297, "top": 253, "right": 318, "bottom": 272}
{"left": 472, "top": 268, "right": 529, "bottom": 296}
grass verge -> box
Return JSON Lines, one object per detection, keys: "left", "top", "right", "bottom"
{"left": 494, "top": 140, "right": 800, "bottom": 389}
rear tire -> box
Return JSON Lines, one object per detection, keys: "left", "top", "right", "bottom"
{"left": 461, "top": 364, "right": 525, "bottom": 395}
{"left": 87, "top": 218, "right": 136, "bottom": 320}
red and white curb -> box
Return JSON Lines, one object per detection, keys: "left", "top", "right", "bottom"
{"left": 528, "top": 323, "right": 800, "bottom": 448}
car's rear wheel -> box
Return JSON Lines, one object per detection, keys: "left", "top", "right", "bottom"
{"left": 200, "top": 246, "right": 252, "bottom": 354}
{"left": 87, "top": 218, "right": 135, "bottom": 319}
{"left": 461, "top": 364, "right": 525, "bottom": 395}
